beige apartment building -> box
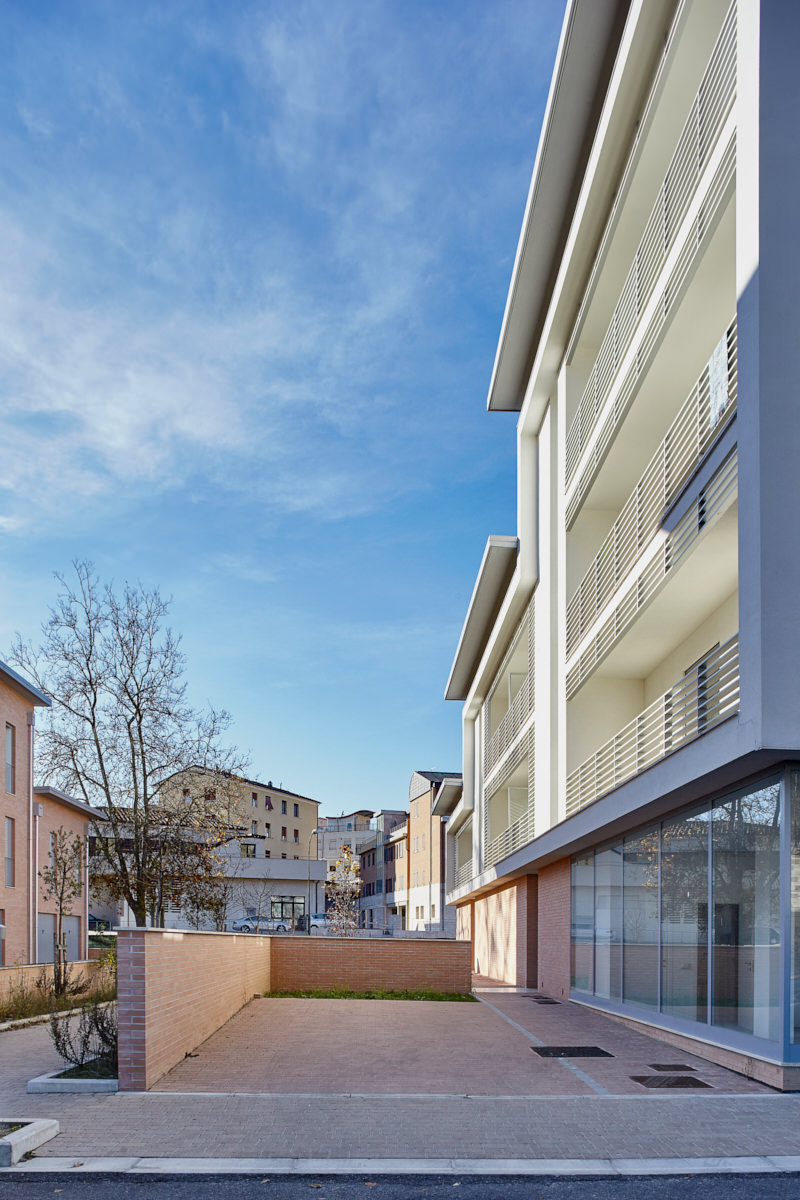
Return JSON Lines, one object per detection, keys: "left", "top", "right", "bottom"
{"left": 393, "top": 772, "right": 460, "bottom": 935}
{"left": 439, "top": 0, "right": 800, "bottom": 1087}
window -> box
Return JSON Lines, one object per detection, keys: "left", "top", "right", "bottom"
{"left": 431, "top": 904, "right": 435, "bottom": 919}
{"left": 5, "top": 724, "right": 14, "bottom": 794}
{"left": 421, "top": 869, "right": 425, "bottom": 885}
{"left": 293, "top": 829, "right": 299, "bottom": 843}
{"left": 265, "top": 823, "right": 271, "bottom": 838}
{"left": 183, "top": 788, "right": 191, "bottom": 803}
{"left": 251, "top": 821, "right": 258, "bottom": 836}
{"left": 265, "top": 795, "right": 273, "bottom": 811}
{"left": 49, "top": 832, "right": 56, "bottom": 870}
{"left": 265, "top": 849, "right": 271, "bottom": 858}
{"left": 376, "top": 879, "right": 382, "bottom": 894}
{"left": 0, "top": 908, "right": 4, "bottom": 965}
{"left": 252, "top": 792, "right": 258, "bottom": 808}
{"left": 293, "top": 855, "right": 299, "bottom": 860}
{"left": 281, "top": 827, "right": 287, "bottom": 841}
{"left": 281, "top": 853, "right": 287, "bottom": 859}
{"left": 240, "top": 843, "right": 255, "bottom": 858}
{"left": 4, "top": 817, "right": 14, "bottom": 886}
{"left": 281, "top": 800, "right": 287, "bottom": 815}
{"left": 293, "top": 803, "right": 299, "bottom": 818}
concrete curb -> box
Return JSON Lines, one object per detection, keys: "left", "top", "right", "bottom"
{"left": 27, "top": 1069, "right": 118, "bottom": 1094}
{"left": 0, "top": 1119, "right": 59, "bottom": 1167}
{"left": 5, "top": 1155, "right": 800, "bottom": 1175}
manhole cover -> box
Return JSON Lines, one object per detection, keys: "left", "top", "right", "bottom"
{"left": 648, "top": 1064, "right": 696, "bottom": 1072}
{"left": 631, "top": 1075, "right": 711, "bottom": 1089}
{"left": 532, "top": 1046, "right": 613, "bottom": 1058}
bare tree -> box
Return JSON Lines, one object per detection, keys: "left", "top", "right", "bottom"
{"left": 325, "top": 844, "right": 361, "bottom": 937}
{"left": 11, "top": 561, "right": 247, "bottom": 928}
{"left": 39, "top": 826, "right": 84, "bottom": 995}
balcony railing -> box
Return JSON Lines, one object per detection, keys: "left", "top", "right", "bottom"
{"left": 566, "top": 449, "right": 738, "bottom": 698}
{"left": 566, "top": 319, "right": 737, "bottom": 656}
{"left": 484, "top": 674, "right": 534, "bottom": 779}
{"left": 454, "top": 859, "right": 473, "bottom": 890}
{"left": 566, "top": 634, "right": 739, "bottom": 818}
{"left": 484, "top": 806, "right": 536, "bottom": 871}
{"left": 564, "top": 3, "right": 736, "bottom": 489}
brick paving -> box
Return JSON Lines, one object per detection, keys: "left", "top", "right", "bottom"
{"left": 1, "top": 992, "right": 799, "bottom": 1164}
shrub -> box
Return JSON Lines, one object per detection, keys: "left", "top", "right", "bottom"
{"left": 48, "top": 999, "right": 118, "bottom": 1077}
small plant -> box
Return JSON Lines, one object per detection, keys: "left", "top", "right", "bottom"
{"left": 325, "top": 845, "right": 361, "bottom": 937}
{"left": 48, "top": 999, "right": 118, "bottom": 1078}
{"left": 265, "top": 987, "right": 476, "bottom": 1002}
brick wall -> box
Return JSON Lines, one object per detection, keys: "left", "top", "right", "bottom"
{"left": 270, "top": 937, "right": 472, "bottom": 995}
{"left": 117, "top": 930, "right": 472, "bottom": 1090}
{"left": 537, "top": 858, "right": 571, "bottom": 998}
{"left": 117, "top": 929, "right": 271, "bottom": 1090}
{"left": 0, "top": 958, "right": 105, "bottom": 1000}
{"left": 472, "top": 878, "right": 538, "bottom": 986}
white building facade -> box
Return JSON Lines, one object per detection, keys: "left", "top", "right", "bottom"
{"left": 440, "top": 0, "right": 800, "bottom": 1088}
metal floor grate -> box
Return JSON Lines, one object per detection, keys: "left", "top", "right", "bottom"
{"left": 631, "top": 1075, "right": 711, "bottom": 1089}
{"left": 648, "top": 1064, "right": 696, "bottom": 1072}
{"left": 532, "top": 1046, "right": 613, "bottom": 1058}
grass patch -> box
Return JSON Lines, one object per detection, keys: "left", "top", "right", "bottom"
{"left": 264, "top": 987, "right": 476, "bottom": 1002}
{"left": 0, "top": 965, "right": 116, "bottom": 1024}
{"left": 0, "top": 1123, "right": 25, "bottom": 1136}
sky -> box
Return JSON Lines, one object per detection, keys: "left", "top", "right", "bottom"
{"left": 0, "top": 0, "right": 565, "bottom": 816}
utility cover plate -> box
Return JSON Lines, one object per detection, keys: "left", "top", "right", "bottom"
{"left": 532, "top": 1046, "right": 613, "bottom": 1058}
{"left": 631, "top": 1075, "right": 711, "bottom": 1089}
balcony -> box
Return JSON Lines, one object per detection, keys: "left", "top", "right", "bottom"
{"left": 566, "top": 634, "right": 740, "bottom": 818}
{"left": 484, "top": 673, "right": 534, "bottom": 780}
{"left": 484, "top": 807, "right": 536, "bottom": 871}
{"left": 565, "top": 3, "right": 736, "bottom": 490}
{"left": 566, "top": 318, "right": 737, "bottom": 658}
{"left": 454, "top": 859, "right": 473, "bottom": 891}
{"left": 567, "top": 449, "right": 738, "bottom": 699}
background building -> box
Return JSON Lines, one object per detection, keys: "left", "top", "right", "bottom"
{"left": 440, "top": 0, "right": 800, "bottom": 1087}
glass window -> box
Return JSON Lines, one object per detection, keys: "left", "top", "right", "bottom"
{"left": 240, "top": 843, "right": 255, "bottom": 858}
{"left": 594, "top": 844, "right": 622, "bottom": 1001}
{"left": 5, "top": 723, "right": 14, "bottom": 794}
{"left": 623, "top": 830, "right": 659, "bottom": 1009}
{"left": 660, "top": 807, "right": 709, "bottom": 1023}
{"left": 792, "top": 772, "right": 800, "bottom": 1044}
{"left": 571, "top": 854, "right": 594, "bottom": 992}
{"left": 711, "top": 778, "right": 780, "bottom": 1041}
{"left": 4, "top": 817, "right": 14, "bottom": 887}
{"left": 294, "top": 804, "right": 299, "bottom": 818}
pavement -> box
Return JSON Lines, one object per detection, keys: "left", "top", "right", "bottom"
{"left": 2, "top": 985, "right": 800, "bottom": 1175}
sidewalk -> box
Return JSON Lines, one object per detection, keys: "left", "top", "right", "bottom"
{"left": 2, "top": 990, "right": 800, "bottom": 1174}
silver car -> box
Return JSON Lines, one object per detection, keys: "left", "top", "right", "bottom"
{"left": 231, "top": 916, "right": 287, "bottom": 934}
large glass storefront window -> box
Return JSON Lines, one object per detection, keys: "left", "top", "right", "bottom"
{"left": 571, "top": 773, "right": 783, "bottom": 1048}
{"left": 661, "top": 808, "right": 708, "bottom": 1022}
{"left": 792, "top": 773, "right": 800, "bottom": 1043}
{"left": 623, "top": 830, "right": 658, "bottom": 1009}
{"left": 711, "top": 781, "right": 780, "bottom": 1041}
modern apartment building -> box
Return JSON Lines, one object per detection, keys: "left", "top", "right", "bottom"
{"left": 358, "top": 809, "right": 406, "bottom": 930}
{"left": 440, "top": 0, "right": 800, "bottom": 1086}
{"left": 317, "top": 810, "right": 375, "bottom": 880}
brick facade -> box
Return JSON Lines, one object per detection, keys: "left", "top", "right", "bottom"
{"left": 537, "top": 858, "right": 571, "bottom": 998}
{"left": 472, "top": 878, "right": 538, "bottom": 987}
{"left": 270, "top": 936, "right": 471, "bottom": 995}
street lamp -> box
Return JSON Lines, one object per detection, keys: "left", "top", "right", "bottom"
{"left": 306, "top": 827, "right": 323, "bottom": 935}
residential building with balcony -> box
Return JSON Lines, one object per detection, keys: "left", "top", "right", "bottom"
{"left": 440, "top": 0, "right": 800, "bottom": 1087}
{"left": 358, "top": 809, "right": 407, "bottom": 930}
{"left": 317, "top": 810, "right": 375, "bottom": 882}
{"left": 401, "top": 772, "right": 460, "bottom": 936}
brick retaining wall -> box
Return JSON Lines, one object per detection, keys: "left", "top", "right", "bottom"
{"left": 117, "top": 929, "right": 271, "bottom": 1090}
{"left": 0, "top": 959, "right": 105, "bottom": 1000}
{"left": 117, "top": 931, "right": 472, "bottom": 1090}
{"left": 537, "top": 858, "right": 571, "bottom": 998}
{"left": 270, "top": 936, "right": 472, "bottom": 995}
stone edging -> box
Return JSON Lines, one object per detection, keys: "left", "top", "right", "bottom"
{"left": 0, "top": 1119, "right": 59, "bottom": 1167}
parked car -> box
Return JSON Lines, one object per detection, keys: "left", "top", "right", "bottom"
{"left": 231, "top": 916, "right": 287, "bottom": 934}
{"left": 295, "top": 912, "right": 333, "bottom": 933}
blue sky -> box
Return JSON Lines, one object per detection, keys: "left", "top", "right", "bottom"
{"left": 0, "top": 0, "right": 564, "bottom": 815}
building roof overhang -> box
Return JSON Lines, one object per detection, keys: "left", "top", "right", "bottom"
{"left": 431, "top": 778, "right": 463, "bottom": 818}
{"left": 34, "top": 785, "right": 104, "bottom": 821}
{"left": 0, "top": 658, "right": 51, "bottom": 708}
{"left": 487, "top": 0, "right": 629, "bottom": 413}
{"left": 445, "top": 536, "right": 518, "bottom": 701}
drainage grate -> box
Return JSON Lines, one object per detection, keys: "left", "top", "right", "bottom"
{"left": 648, "top": 1064, "right": 696, "bottom": 1072}
{"left": 533, "top": 1046, "right": 613, "bottom": 1058}
{"left": 531, "top": 998, "right": 560, "bottom": 1005}
{"left": 631, "top": 1075, "right": 711, "bottom": 1089}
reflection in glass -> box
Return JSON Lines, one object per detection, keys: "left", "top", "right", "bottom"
{"left": 594, "top": 844, "right": 622, "bottom": 1001}
{"left": 711, "top": 779, "right": 780, "bottom": 1040}
{"left": 661, "top": 808, "right": 709, "bottom": 1022}
{"left": 571, "top": 854, "right": 594, "bottom": 992}
{"left": 623, "top": 830, "right": 659, "bottom": 1008}
{"left": 792, "top": 773, "right": 800, "bottom": 1043}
